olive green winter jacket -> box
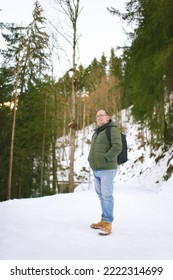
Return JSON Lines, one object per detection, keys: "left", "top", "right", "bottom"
{"left": 88, "top": 120, "right": 122, "bottom": 170}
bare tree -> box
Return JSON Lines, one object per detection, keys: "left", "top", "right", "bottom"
{"left": 54, "top": 0, "right": 81, "bottom": 192}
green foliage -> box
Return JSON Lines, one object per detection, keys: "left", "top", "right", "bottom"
{"left": 110, "top": 0, "right": 173, "bottom": 145}
{"left": 1, "top": 1, "right": 49, "bottom": 94}
{"left": 0, "top": 107, "right": 12, "bottom": 200}
{"left": 0, "top": 2, "right": 55, "bottom": 201}
{"left": 12, "top": 82, "right": 53, "bottom": 198}
{"left": 0, "top": 66, "right": 15, "bottom": 103}
{"left": 83, "top": 57, "right": 107, "bottom": 92}
{"left": 109, "top": 48, "right": 122, "bottom": 79}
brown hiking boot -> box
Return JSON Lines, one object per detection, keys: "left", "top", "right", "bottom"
{"left": 99, "top": 222, "right": 112, "bottom": 235}
{"left": 90, "top": 219, "right": 104, "bottom": 229}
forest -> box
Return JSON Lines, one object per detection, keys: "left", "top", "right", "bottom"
{"left": 0, "top": 0, "right": 173, "bottom": 201}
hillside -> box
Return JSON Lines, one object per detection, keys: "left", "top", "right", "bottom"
{"left": 57, "top": 107, "right": 173, "bottom": 194}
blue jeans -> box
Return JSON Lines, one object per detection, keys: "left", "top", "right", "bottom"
{"left": 93, "top": 169, "right": 117, "bottom": 223}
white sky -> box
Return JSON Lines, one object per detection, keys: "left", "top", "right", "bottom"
{"left": 1, "top": 0, "right": 129, "bottom": 77}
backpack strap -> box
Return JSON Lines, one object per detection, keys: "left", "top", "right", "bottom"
{"left": 106, "top": 125, "right": 128, "bottom": 165}
{"left": 105, "top": 125, "right": 117, "bottom": 144}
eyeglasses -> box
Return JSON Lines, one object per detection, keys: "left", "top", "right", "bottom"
{"left": 96, "top": 114, "right": 108, "bottom": 118}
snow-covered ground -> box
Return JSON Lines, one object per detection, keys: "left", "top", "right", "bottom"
{"left": 0, "top": 107, "right": 173, "bottom": 262}
{"left": 0, "top": 183, "right": 173, "bottom": 260}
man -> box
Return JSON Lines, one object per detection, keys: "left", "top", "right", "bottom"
{"left": 88, "top": 109, "right": 122, "bottom": 235}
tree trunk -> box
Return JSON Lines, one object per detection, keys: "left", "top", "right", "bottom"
{"left": 54, "top": 0, "right": 81, "bottom": 192}
{"left": 69, "top": 68, "right": 77, "bottom": 192}
{"left": 40, "top": 90, "right": 48, "bottom": 196}
{"left": 7, "top": 54, "right": 20, "bottom": 200}
{"left": 52, "top": 87, "right": 58, "bottom": 194}
{"left": 68, "top": 0, "right": 80, "bottom": 192}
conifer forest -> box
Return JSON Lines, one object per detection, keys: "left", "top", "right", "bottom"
{"left": 0, "top": 0, "right": 173, "bottom": 201}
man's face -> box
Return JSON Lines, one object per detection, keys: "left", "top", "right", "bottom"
{"left": 96, "top": 110, "right": 110, "bottom": 126}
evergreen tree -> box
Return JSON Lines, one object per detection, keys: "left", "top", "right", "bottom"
{"left": 109, "top": 48, "right": 122, "bottom": 80}
{"left": 109, "top": 0, "right": 173, "bottom": 144}
{"left": 0, "top": 1, "right": 53, "bottom": 200}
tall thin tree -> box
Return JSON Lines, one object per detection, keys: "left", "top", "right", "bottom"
{"left": 54, "top": 0, "right": 81, "bottom": 192}
{"left": 7, "top": 49, "right": 21, "bottom": 200}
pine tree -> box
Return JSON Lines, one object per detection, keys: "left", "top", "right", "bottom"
{"left": 109, "top": 0, "right": 173, "bottom": 144}
{"left": 0, "top": 1, "right": 53, "bottom": 199}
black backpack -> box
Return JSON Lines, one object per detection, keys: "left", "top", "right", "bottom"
{"left": 105, "top": 126, "right": 128, "bottom": 165}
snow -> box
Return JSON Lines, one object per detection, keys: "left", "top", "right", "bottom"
{"left": 0, "top": 182, "right": 173, "bottom": 261}
{"left": 0, "top": 107, "right": 173, "bottom": 263}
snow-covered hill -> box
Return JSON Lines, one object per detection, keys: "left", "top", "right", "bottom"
{"left": 57, "top": 107, "right": 173, "bottom": 195}
{"left": 0, "top": 107, "right": 173, "bottom": 262}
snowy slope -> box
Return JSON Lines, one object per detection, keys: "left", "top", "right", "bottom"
{"left": 57, "top": 107, "right": 173, "bottom": 194}
{"left": 0, "top": 107, "right": 173, "bottom": 261}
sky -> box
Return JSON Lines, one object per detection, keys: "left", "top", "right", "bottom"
{"left": 0, "top": 107, "right": 173, "bottom": 279}
{"left": 0, "top": 0, "right": 128, "bottom": 77}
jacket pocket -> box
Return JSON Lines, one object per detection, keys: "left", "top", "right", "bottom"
{"left": 96, "top": 152, "right": 108, "bottom": 169}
